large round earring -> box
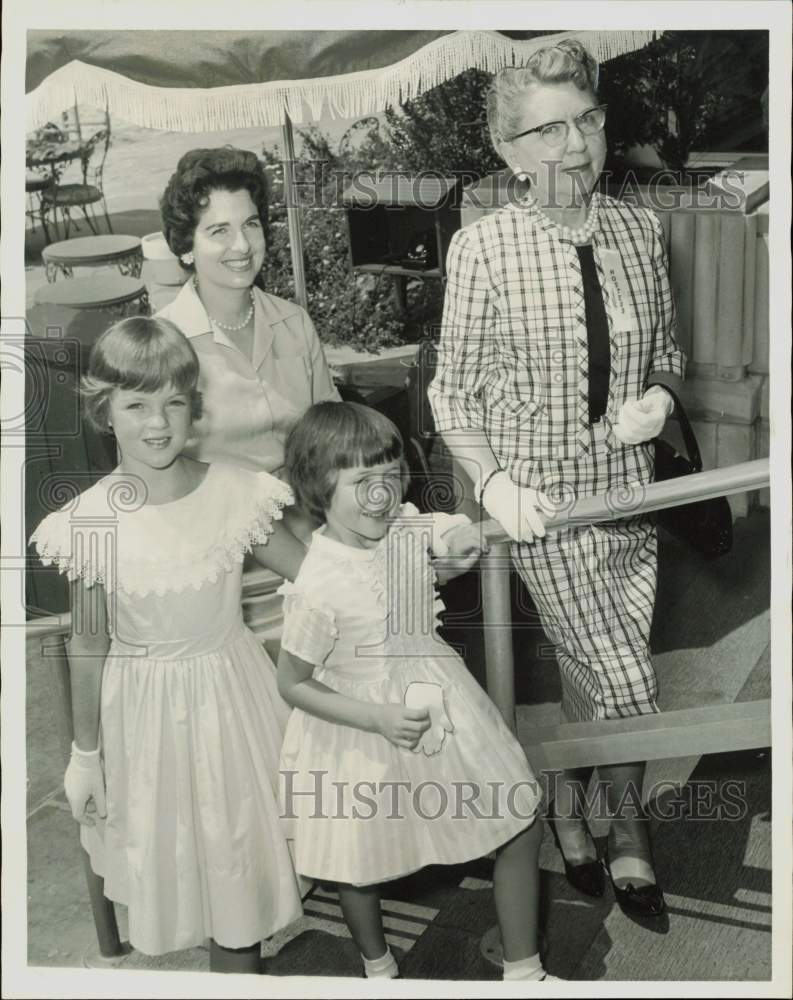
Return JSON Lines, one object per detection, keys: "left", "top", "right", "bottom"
{"left": 515, "top": 171, "right": 528, "bottom": 182}
{"left": 181, "top": 251, "right": 194, "bottom": 266}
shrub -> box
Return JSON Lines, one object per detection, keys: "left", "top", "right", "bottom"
{"left": 260, "top": 132, "right": 443, "bottom": 353}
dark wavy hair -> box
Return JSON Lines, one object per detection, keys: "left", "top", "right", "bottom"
{"left": 159, "top": 146, "right": 270, "bottom": 270}
{"left": 80, "top": 316, "right": 202, "bottom": 433}
{"left": 285, "top": 402, "right": 409, "bottom": 524}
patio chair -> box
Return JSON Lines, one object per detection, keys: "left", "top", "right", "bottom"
{"left": 40, "top": 110, "right": 113, "bottom": 240}
{"left": 25, "top": 174, "right": 54, "bottom": 239}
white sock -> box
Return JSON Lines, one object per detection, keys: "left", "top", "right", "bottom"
{"left": 362, "top": 947, "right": 398, "bottom": 979}
{"left": 502, "top": 951, "right": 545, "bottom": 981}
{"left": 608, "top": 855, "right": 656, "bottom": 887}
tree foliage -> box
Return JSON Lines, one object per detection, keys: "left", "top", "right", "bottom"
{"left": 383, "top": 69, "right": 503, "bottom": 178}
{"left": 599, "top": 31, "right": 768, "bottom": 174}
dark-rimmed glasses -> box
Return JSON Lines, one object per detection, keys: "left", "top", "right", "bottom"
{"left": 505, "top": 104, "right": 608, "bottom": 148}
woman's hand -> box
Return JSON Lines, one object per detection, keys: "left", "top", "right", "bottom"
{"left": 64, "top": 743, "right": 106, "bottom": 827}
{"left": 374, "top": 704, "right": 431, "bottom": 750}
{"left": 432, "top": 522, "right": 489, "bottom": 584}
{"left": 614, "top": 387, "right": 674, "bottom": 445}
{"left": 480, "top": 472, "right": 549, "bottom": 543}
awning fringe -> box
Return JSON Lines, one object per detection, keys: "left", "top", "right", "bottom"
{"left": 26, "top": 29, "right": 659, "bottom": 133}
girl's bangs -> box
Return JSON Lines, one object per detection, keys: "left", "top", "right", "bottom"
{"left": 102, "top": 335, "right": 197, "bottom": 395}
{"left": 334, "top": 420, "right": 404, "bottom": 472}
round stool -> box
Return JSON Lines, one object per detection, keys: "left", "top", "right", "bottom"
{"left": 34, "top": 275, "right": 150, "bottom": 318}
{"left": 42, "top": 235, "right": 143, "bottom": 283}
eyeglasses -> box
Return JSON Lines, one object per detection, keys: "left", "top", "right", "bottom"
{"left": 506, "top": 104, "right": 608, "bottom": 148}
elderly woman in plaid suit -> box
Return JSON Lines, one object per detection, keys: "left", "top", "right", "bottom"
{"left": 428, "top": 39, "right": 684, "bottom": 921}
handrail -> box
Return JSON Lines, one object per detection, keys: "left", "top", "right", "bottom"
{"left": 26, "top": 459, "right": 770, "bottom": 641}
{"left": 479, "top": 458, "right": 769, "bottom": 545}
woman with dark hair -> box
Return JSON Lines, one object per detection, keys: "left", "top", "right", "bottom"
{"left": 158, "top": 146, "right": 339, "bottom": 476}
{"left": 429, "top": 39, "right": 685, "bottom": 921}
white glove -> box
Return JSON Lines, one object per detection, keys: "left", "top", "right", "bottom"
{"left": 404, "top": 682, "right": 454, "bottom": 756}
{"left": 480, "top": 471, "right": 549, "bottom": 543}
{"left": 431, "top": 513, "right": 472, "bottom": 557}
{"left": 64, "top": 742, "right": 107, "bottom": 827}
{"left": 613, "top": 386, "right": 674, "bottom": 445}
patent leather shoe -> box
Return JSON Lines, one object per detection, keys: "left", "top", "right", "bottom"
{"left": 603, "top": 849, "right": 666, "bottom": 919}
{"left": 546, "top": 816, "right": 605, "bottom": 898}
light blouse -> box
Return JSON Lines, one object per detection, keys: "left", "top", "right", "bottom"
{"left": 157, "top": 280, "right": 340, "bottom": 474}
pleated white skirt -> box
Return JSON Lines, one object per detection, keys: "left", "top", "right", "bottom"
{"left": 82, "top": 626, "right": 304, "bottom": 955}
{"left": 280, "top": 651, "right": 542, "bottom": 887}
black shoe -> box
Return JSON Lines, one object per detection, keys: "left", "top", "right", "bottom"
{"left": 603, "top": 848, "right": 665, "bottom": 919}
{"left": 546, "top": 815, "right": 605, "bottom": 898}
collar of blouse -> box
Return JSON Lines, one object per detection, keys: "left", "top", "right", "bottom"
{"left": 165, "top": 278, "right": 303, "bottom": 369}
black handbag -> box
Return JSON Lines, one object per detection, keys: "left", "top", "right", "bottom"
{"left": 652, "top": 387, "right": 733, "bottom": 558}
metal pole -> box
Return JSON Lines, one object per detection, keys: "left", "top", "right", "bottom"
{"left": 280, "top": 112, "right": 308, "bottom": 310}
{"left": 45, "top": 633, "right": 125, "bottom": 958}
{"left": 481, "top": 544, "right": 517, "bottom": 734}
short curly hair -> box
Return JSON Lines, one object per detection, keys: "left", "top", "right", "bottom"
{"left": 487, "top": 38, "right": 599, "bottom": 150}
{"left": 285, "top": 401, "right": 409, "bottom": 525}
{"left": 80, "top": 316, "right": 202, "bottom": 434}
{"left": 159, "top": 146, "right": 270, "bottom": 268}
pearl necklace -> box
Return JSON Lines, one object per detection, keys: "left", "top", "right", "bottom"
{"left": 194, "top": 277, "right": 255, "bottom": 331}
{"left": 525, "top": 191, "right": 601, "bottom": 245}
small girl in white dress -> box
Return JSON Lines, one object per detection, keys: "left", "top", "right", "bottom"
{"left": 277, "top": 401, "right": 555, "bottom": 982}
{"left": 31, "top": 316, "right": 307, "bottom": 973}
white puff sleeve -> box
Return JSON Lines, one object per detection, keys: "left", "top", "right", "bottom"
{"left": 278, "top": 584, "right": 339, "bottom": 666}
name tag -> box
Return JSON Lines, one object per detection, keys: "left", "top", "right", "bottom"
{"left": 598, "top": 248, "right": 634, "bottom": 332}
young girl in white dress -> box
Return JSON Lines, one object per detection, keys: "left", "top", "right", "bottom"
{"left": 31, "top": 316, "right": 307, "bottom": 973}
{"left": 277, "top": 401, "right": 557, "bottom": 982}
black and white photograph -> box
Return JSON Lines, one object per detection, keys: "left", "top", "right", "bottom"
{"left": 2, "top": 2, "right": 791, "bottom": 997}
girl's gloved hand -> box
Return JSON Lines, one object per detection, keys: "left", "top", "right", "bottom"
{"left": 64, "top": 742, "right": 107, "bottom": 827}
{"left": 614, "top": 386, "right": 674, "bottom": 445}
{"left": 480, "top": 471, "right": 549, "bottom": 543}
{"left": 430, "top": 513, "right": 472, "bottom": 558}
{"left": 432, "top": 519, "right": 489, "bottom": 585}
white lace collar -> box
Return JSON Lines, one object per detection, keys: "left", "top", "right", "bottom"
{"left": 31, "top": 463, "right": 293, "bottom": 597}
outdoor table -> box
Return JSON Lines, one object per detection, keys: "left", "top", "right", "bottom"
{"left": 26, "top": 140, "right": 87, "bottom": 180}
{"left": 33, "top": 274, "right": 150, "bottom": 317}
{"left": 42, "top": 235, "right": 143, "bottom": 283}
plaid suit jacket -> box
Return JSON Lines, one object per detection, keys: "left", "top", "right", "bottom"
{"left": 428, "top": 195, "right": 685, "bottom": 478}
